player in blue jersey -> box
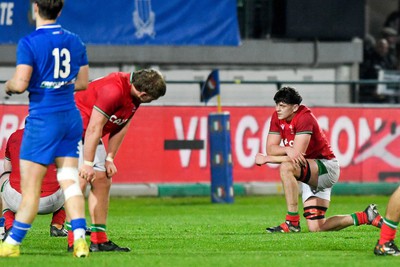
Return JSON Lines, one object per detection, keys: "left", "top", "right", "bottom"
{"left": 2, "top": 0, "right": 89, "bottom": 258}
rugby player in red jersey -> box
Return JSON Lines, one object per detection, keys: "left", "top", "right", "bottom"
{"left": 70, "top": 69, "right": 166, "bottom": 252}
{"left": 0, "top": 128, "right": 67, "bottom": 239}
{"left": 255, "top": 87, "right": 383, "bottom": 233}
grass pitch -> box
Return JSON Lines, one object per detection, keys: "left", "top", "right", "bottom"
{"left": 2, "top": 195, "right": 399, "bottom": 267}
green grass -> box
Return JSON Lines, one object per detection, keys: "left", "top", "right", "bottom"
{"left": 2, "top": 195, "right": 400, "bottom": 267}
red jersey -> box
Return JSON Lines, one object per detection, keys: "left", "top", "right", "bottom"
{"left": 74, "top": 72, "right": 141, "bottom": 137}
{"left": 269, "top": 105, "right": 335, "bottom": 160}
{"left": 4, "top": 129, "right": 60, "bottom": 197}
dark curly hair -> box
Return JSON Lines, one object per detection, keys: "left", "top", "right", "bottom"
{"left": 273, "top": 86, "right": 302, "bottom": 105}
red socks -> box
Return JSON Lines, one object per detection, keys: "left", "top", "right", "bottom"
{"left": 51, "top": 208, "right": 66, "bottom": 226}
{"left": 3, "top": 210, "right": 15, "bottom": 230}
{"left": 286, "top": 213, "right": 300, "bottom": 227}
{"left": 354, "top": 211, "right": 368, "bottom": 225}
{"left": 90, "top": 231, "right": 108, "bottom": 244}
{"left": 379, "top": 219, "right": 398, "bottom": 245}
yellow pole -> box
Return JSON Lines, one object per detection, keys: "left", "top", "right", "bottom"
{"left": 217, "top": 94, "right": 222, "bottom": 113}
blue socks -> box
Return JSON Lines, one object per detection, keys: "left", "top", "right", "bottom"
{"left": 8, "top": 220, "right": 31, "bottom": 244}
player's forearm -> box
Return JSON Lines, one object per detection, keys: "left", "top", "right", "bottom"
{"left": 255, "top": 153, "right": 291, "bottom": 165}
{"left": 6, "top": 65, "right": 31, "bottom": 95}
{"left": 83, "top": 129, "right": 102, "bottom": 162}
{"left": 74, "top": 65, "right": 89, "bottom": 91}
{"left": 107, "top": 131, "right": 127, "bottom": 161}
{"left": 5, "top": 79, "right": 28, "bottom": 94}
{"left": 266, "top": 144, "right": 288, "bottom": 157}
{"left": 107, "top": 120, "right": 131, "bottom": 161}
{"left": 265, "top": 155, "right": 291, "bottom": 163}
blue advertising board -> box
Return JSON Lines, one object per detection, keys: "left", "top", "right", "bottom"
{"left": 0, "top": 0, "right": 241, "bottom": 46}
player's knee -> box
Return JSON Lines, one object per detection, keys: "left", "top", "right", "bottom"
{"left": 90, "top": 179, "right": 112, "bottom": 194}
{"left": 280, "top": 161, "right": 292, "bottom": 171}
{"left": 92, "top": 171, "right": 112, "bottom": 186}
{"left": 307, "top": 224, "right": 322, "bottom": 232}
{"left": 279, "top": 162, "right": 297, "bottom": 180}
{"left": 57, "top": 167, "right": 83, "bottom": 201}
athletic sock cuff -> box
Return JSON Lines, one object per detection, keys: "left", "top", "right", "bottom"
{"left": 384, "top": 218, "right": 399, "bottom": 229}
{"left": 71, "top": 218, "right": 86, "bottom": 231}
{"left": 91, "top": 224, "right": 107, "bottom": 232}
{"left": 351, "top": 213, "right": 359, "bottom": 226}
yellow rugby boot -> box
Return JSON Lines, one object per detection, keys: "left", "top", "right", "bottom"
{"left": 0, "top": 242, "right": 20, "bottom": 257}
{"left": 73, "top": 238, "right": 89, "bottom": 258}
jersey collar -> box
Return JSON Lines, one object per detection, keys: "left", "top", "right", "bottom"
{"left": 36, "top": 23, "right": 61, "bottom": 30}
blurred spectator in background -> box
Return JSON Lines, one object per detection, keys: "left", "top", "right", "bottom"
{"left": 359, "top": 38, "right": 397, "bottom": 102}
{"left": 362, "top": 34, "right": 376, "bottom": 63}
{"left": 384, "top": 10, "right": 400, "bottom": 36}
{"left": 381, "top": 27, "right": 399, "bottom": 68}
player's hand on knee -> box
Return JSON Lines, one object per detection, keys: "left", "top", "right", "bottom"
{"left": 286, "top": 148, "right": 306, "bottom": 166}
{"left": 105, "top": 161, "right": 117, "bottom": 179}
{"left": 255, "top": 153, "right": 267, "bottom": 166}
{"left": 79, "top": 165, "right": 96, "bottom": 182}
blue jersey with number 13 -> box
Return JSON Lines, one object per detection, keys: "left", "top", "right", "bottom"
{"left": 16, "top": 23, "right": 88, "bottom": 115}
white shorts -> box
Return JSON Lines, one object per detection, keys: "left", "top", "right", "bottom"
{"left": 2, "top": 179, "right": 64, "bottom": 214}
{"left": 301, "top": 158, "right": 340, "bottom": 202}
{"left": 78, "top": 139, "right": 107, "bottom": 172}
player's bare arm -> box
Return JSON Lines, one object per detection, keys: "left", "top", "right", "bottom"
{"left": 255, "top": 153, "right": 291, "bottom": 165}
{"left": 255, "top": 133, "right": 292, "bottom": 165}
{"left": 105, "top": 120, "right": 132, "bottom": 178}
{"left": 290, "top": 134, "right": 311, "bottom": 165}
{"left": 108, "top": 119, "right": 131, "bottom": 158}
{"left": 74, "top": 65, "right": 89, "bottom": 91}
{"left": 265, "top": 133, "right": 307, "bottom": 166}
{"left": 5, "top": 65, "right": 32, "bottom": 95}
{"left": 266, "top": 133, "right": 287, "bottom": 156}
{"left": 79, "top": 108, "right": 108, "bottom": 182}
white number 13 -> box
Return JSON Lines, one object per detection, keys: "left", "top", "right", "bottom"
{"left": 52, "top": 48, "right": 71, "bottom": 79}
